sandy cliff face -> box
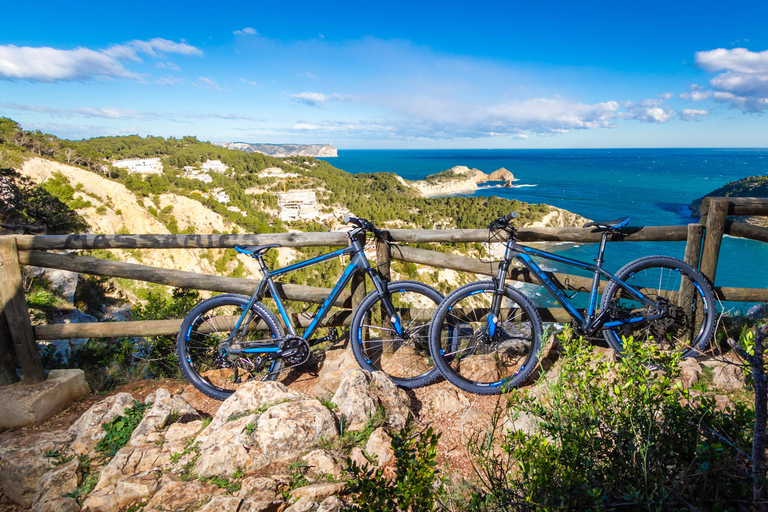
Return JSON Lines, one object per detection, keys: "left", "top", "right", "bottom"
{"left": 16, "top": 158, "right": 267, "bottom": 285}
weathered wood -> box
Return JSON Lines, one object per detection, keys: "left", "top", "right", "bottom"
{"left": 701, "top": 199, "right": 729, "bottom": 284}
{"left": 375, "top": 231, "right": 392, "bottom": 282}
{"left": 386, "top": 225, "right": 688, "bottom": 244}
{"left": 34, "top": 311, "right": 354, "bottom": 340}
{"left": 726, "top": 221, "right": 768, "bottom": 244}
{"left": 0, "top": 238, "right": 44, "bottom": 384}
{"left": 715, "top": 287, "right": 768, "bottom": 303}
{"left": 19, "top": 251, "right": 352, "bottom": 307}
{"left": 684, "top": 224, "right": 704, "bottom": 269}
{"left": 15, "top": 232, "right": 351, "bottom": 251}
{"left": 0, "top": 308, "right": 18, "bottom": 385}
{"left": 700, "top": 197, "right": 768, "bottom": 217}
{"left": 393, "top": 245, "right": 600, "bottom": 291}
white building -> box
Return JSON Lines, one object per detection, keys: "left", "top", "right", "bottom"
{"left": 182, "top": 167, "right": 213, "bottom": 183}
{"left": 112, "top": 157, "right": 163, "bottom": 174}
{"left": 226, "top": 206, "right": 247, "bottom": 217}
{"left": 278, "top": 189, "right": 319, "bottom": 221}
{"left": 201, "top": 159, "right": 229, "bottom": 173}
{"left": 211, "top": 188, "right": 230, "bottom": 204}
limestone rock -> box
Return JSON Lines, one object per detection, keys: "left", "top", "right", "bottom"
{"left": 194, "top": 414, "right": 270, "bottom": 477}
{"left": 198, "top": 380, "right": 301, "bottom": 444}
{"left": 430, "top": 388, "right": 470, "bottom": 415}
{"left": 256, "top": 400, "right": 338, "bottom": 462}
{"left": 92, "top": 445, "right": 167, "bottom": 493}
{"left": 365, "top": 427, "right": 393, "bottom": 467}
{"left": 312, "top": 346, "right": 361, "bottom": 395}
{"left": 679, "top": 359, "right": 702, "bottom": 389}
{"left": 68, "top": 392, "right": 136, "bottom": 455}
{"left": 318, "top": 496, "right": 345, "bottom": 512}
{"left": 115, "top": 472, "right": 160, "bottom": 510}
{"left": 301, "top": 450, "right": 343, "bottom": 480}
{"left": 198, "top": 496, "right": 245, "bottom": 512}
{"left": 129, "top": 388, "right": 199, "bottom": 447}
{"left": 286, "top": 496, "right": 320, "bottom": 512}
{"left": 348, "top": 447, "right": 369, "bottom": 469}
{"left": 142, "top": 474, "right": 221, "bottom": 512}
{"left": 331, "top": 370, "right": 411, "bottom": 431}
{"left": 31, "top": 458, "right": 80, "bottom": 511}
{"left": 290, "top": 482, "right": 347, "bottom": 502}
{"left": 32, "top": 497, "right": 80, "bottom": 512}
{"left": 709, "top": 355, "right": 747, "bottom": 391}
{"left": 460, "top": 355, "right": 501, "bottom": 384}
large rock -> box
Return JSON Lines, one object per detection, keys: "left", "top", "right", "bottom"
{"left": 365, "top": 427, "right": 393, "bottom": 467}
{"left": 129, "top": 388, "right": 199, "bottom": 447}
{"left": 0, "top": 369, "right": 90, "bottom": 429}
{"left": 312, "top": 346, "right": 361, "bottom": 395}
{"left": 256, "top": 400, "right": 338, "bottom": 462}
{"left": 197, "top": 380, "right": 301, "bottom": 444}
{"left": 142, "top": 474, "right": 221, "bottom": 512}
{"left": 194, "top": 414, "right": 270, "bottom": 477}
{"left": 0, "top": 430, "right": 74, "bottom": 507}
{"left": 31, "top": 458, "right": 80, "bottom": 512}
{"left": 331, "top": 370, "right": 411, "bottom": 431}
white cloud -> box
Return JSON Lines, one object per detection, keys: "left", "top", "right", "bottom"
{"left": 0, "top": 102, "right": 155, "bottom": 120}
{"left": 289, "top": 92, "right": 346, "bottom": 107}
{"left": 156, "top": 75, "right": 184, "bottom": 87}
{"left": 0, "top": 39, "right": 202, "bottom": 83}
{"left": 233, "top": 27, "right": 258, "bottom": 36}
{"left": 694, "top": 48, "right": 768, "bottom": 112}
{"left": 196, "top": 77, "right": 221, "bottom": 90}
{"left": 680, "top": 109, "right": 708, "bottom": 121}
{"left": 624, "top": 99, "right": 675, "bottom": 123}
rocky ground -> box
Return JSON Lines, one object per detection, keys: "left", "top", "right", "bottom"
{"left": 0, "top": 340, "right": 748, "bottom": 512}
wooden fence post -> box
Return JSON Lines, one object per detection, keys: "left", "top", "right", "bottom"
{"left": 0, "top": 236, "right": 45, "bottom": 384}
{"left": 684, "top": 223, "right": 704, "bottom": 270}
{"left": 0, "top": 308, "right": 18, "bottom": 385}
{"left": 375, "top": 230, "right": 392, "bottom": 282}
{"left": 700, "top": 199, "right": 729, "bottom": 285}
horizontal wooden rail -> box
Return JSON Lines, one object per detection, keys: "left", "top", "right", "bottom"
{"left": 700, "top": 197, "right": 768, "bottom": 217}
{"left": 19, "top": 251, "right": 352, "bottom": 307}
{"left": 726, "top": 221, "right": 768, "bottom": 244}
{"left": 387, "top": 225, "right": 689, "bottom": 244}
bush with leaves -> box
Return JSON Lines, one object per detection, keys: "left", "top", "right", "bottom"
{"left": 467, "top": 334, "right": 754, "bottom": 511}
{"left": 131, "top": 288, "right": 201, "bottom": 378}
{"left": 345, "top": 426, "right": 443, "bottom": 512}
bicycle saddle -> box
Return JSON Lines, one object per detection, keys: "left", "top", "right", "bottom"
{"left": 583, "top": 216, "right": 630, "bottom": 230}
{"left": 234, "top": 243, "right": 282, "bottom": 256}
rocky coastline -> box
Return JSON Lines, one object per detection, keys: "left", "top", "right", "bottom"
{"left": 407, "top": 166, "right": 517, "bottom": 197}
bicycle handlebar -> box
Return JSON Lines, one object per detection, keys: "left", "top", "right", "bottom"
{"left": 343, "top": 216, "right": 384, "bottom": 239}
{"left": 488, "top": 212, "right": 518, "bottom": 230}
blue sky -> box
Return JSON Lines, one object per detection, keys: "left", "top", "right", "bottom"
{"left": 1, "top": 0, "right": 767, "bottom": 149}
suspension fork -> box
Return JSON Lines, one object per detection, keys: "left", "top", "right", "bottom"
{"left": 487, "top": 239, "right": 515, "bottom": 337}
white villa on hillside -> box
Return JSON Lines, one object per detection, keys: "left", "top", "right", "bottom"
{"left": 182, "top": 166, "right": 213, "bottom": 183}
{"left": 112, "top": 157, "right": 163, "bottom": 174}
{"left": 211, "top": 188, "right": 230, "bottom": 204}
{"left": 278, "top": 189, "right": 319, "bottom": 221}
{"left": 201, "top": 159, "right": 229, "bottom": 173}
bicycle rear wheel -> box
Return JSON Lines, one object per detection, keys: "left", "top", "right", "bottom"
{"left": 351, "top": 280, "right": 443, "bottom": 388}
{"left": 176, "top": 294, "right": 285, "bottom": 400}
{"left": 429, "top": 281, "right": 542, "bottom": 395}
{"left": 601, "top": 256, "right": 716, "bottom": 358}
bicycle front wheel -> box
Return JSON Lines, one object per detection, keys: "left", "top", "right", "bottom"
{"left": 429, "top": 281, "right": 542, "bottom": 395}
{"left": 176, "top": 294, "right": 285, "bottom": 400}
{"left": 601, "top": 256, "right": 716, "bottom": 358}
{"left": 351, "top": 280, "right": 443, "bottom": 388}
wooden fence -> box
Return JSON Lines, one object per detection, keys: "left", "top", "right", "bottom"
{"left": 2, "top": 196, "right": 768, "bottom": 385}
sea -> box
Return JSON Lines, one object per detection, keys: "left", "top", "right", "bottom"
{"left": 320, "top": 148, "right": 768, "bottom": 309}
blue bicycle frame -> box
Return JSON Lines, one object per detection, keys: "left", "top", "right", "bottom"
{"left": 226, "top": 230, "right": 402, "bottom": 356}
{"left": 496, "top": 222, "right": 665, "bottom": 335}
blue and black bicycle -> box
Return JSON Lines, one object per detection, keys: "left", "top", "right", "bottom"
{"left": 177, "top": 217, "right": 442, "bottom": 400}
{"left": 428, "top": 212, "right": 717, "bottom": 395}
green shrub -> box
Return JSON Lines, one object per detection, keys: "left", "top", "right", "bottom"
{"left": 131, "top": 287, "right": 201, "bottom": 378}
{"left": 466, "top": 334, "right": 753, "bottom": 511}
{"left": 95, "top": 400, "right": 150, "bottom": 457}
{"left": 345, "top": 426, "right": 443, "bottom": 512}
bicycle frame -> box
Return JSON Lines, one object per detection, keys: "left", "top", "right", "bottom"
{"left": 229, "top": 232, "right": 400, "bottom": 355}
{"left": 496, "top": 231, "right": 664, "bottom": 335}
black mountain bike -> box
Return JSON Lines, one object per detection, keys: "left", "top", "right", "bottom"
{"left": 428, "top": 212, "right": 716, "bottom": 395}
{"left": 176, "top": 217, "right": 442, "bottom": 400}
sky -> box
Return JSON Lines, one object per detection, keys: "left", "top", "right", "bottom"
{"left": 1, "top": 0, "right": 767, "bottom": 149}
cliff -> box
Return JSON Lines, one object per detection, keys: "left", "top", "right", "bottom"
{"left": 690, "top": 175, "right": 768, "bottom": 226}
{"left": 408, "top": 165, "right": 516, "bottom": 197}
{"left": 214, "top": 142, "right": 338, "bottom": 158}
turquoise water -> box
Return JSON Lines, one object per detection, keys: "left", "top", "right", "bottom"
{"left": 321, "top": 149, "right": 768, "bottom": 301}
